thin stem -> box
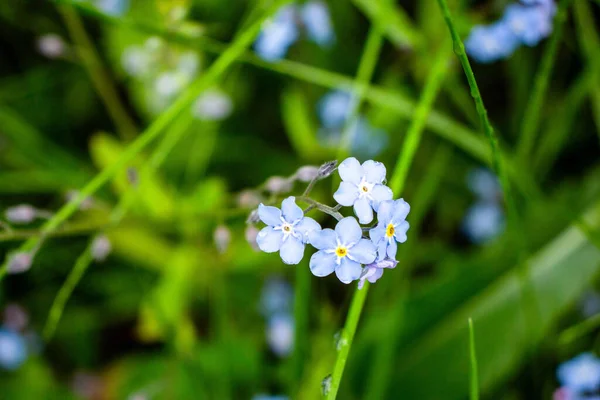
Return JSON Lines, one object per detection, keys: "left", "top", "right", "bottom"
{"left": 516, "top": 0, "right": 573, "bottom": 161}
{"left": 0, "top": 219, "right": 110, "bottom": 242}
{"left": 302, "top": 177, "right": 319, "bottom": 197}
{"left": 0, "top": 0, "right": 291, "bottom": 280}
{"left": 58, "top": 5, "right": 138, "bottom": 142}
{"left": 297, "top": 197, "right": 343, "bottom": 221}
{"left": 469, "top": 318, "right": 480, "bottom": 400}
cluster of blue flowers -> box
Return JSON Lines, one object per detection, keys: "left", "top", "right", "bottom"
{"left": 317, "top": 90, "right": 388, "bottom": 159}
{"left": 462, "top": 168, "right": 505, "bottom": 244}
{"left": 255, "top": 157, "right": 410, "bottom": 287}
{"left": 254, "top": 1, "right": 335, "bottom": 61}
{"left": 465, "top": 0, "right": 556, "bottom": 63}
{"left": 260, "top": 277, "right": 295, "bottom": 357}
{"left": 555, "top": 353, "right": 600, "bottom": 399}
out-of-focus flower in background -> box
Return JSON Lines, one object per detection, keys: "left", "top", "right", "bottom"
{"left": 557, "top": 353, "right": 600, "bottom": 398}
{"left": 266, "top": 312, "right": 294, "bottom": 357}
{"left": 37, "top": 34, "right": 68, "bottom": 59}
{"left": 0, "top": 328, "right": 27, "bottom": 370}
{"left": 192, "top": 89, "right": 234, "bottom": 121}
{"left": 462, "top": 168, "right": 505, "bottom": 244}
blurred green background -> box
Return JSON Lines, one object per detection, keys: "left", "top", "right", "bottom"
{"left": 1, "top": 0, "right": 600, "bottom": 399}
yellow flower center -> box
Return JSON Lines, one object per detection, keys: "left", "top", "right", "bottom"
{"left": 283, "top": 225, "right": 291, "bottom": 232}
{"left": 386, "top": 223, "right": 395, "bottom": 238}
{"left": 361, "top": 185, "right": 369, "bottom": 193}
{"left": 335, "top": 246, "right": 348, "bottom": 258}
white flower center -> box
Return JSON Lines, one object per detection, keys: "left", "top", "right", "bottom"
{"left": 357, "top": 178, "right": 375, "bottom": 199}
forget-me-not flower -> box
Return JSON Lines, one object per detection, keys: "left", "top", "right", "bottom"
{"left": 358, "top": 259, "right": 398, "bottom": 289}
{"left": 300, "top": 1, "right": 335, "bottom": 47}
{"left": 95, "top": 0, "right": 129, "bottom": 16}
{"left": 333, "top": 157, "right": 393, "bottom": 224}
{"left": 557, "top": 353, "right": 600, "bottom": 395}
{"left": 0, "top": 328, "right": 27, "bottom": 370}
{"left": 502, "top": 4, "right": 552, "bottom": 46}
{"left": 465, "top": 22, "right": 520, "bottom": 64}
{"left": 463, "top": 168, "right": 505, "bottom": 244}
{"left": 267, "top": 313, "right": 294, "bottom": 357}
{"left": 260, "top": 277, "right": 293, "bottom": 317}
{"left": 309, "top": 217, "right": 377, "bottom": 283}
{"left": 318, "top": 90, "right": 354, "bottom": 129}
{"left": 256, "top": 197, "right": 321, "bottom": 265}
{"left": 369, "top": 199, "right": 410, "bottom": 260}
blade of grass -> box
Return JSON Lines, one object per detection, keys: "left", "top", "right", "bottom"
{"left": 58, "top": 4, "right": 138, "bottom": 142}
{"left": 468, "top": 318, "right": 480, "bottom": 400}
{"left": 515, "top": 0, "right": 573, "bottom": 161}
{"left": 0, "top": 0, "right": 291, "bottom": 280}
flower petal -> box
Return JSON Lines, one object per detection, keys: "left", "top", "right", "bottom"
{"left": 309, "top": 250, "right": 337, "bottom": 277}
{"left": 258, "top": 203, "right": 282, "bottom": 226}
{"left": 391, "top": 198, "right": 411, "bottom": 223}
{"left": 348, "top": 239, "right": 377, "bottom": 264}
{"left": 386, "top": 240, "right": 398, "bottom": 260}
{"left": 335, "top": 217, "right": 362, "bottom": 246}
{"left": 335, "top": 258, "right": 362, "bottom": 284}
{"left": 309, "top": 228, "right": 338, "bottom": 250}
{"left": 257, "top": 226, "right": 284, "bottom": 253}
{"left": 369, "top": 224, "right": 386, "bottom": 245}
{"left": 295, "top": 217, "right": 321, "bottom": 243}
{"left": 353, "top": 197, "right": 373, "bottom": 224}
{"left": 376, "top": 239, "right": 387, "bottom": 261}
{"left": 367, "top": 267, "right": 384, "bottom": 283}
{"left": 333, "top": 181, "right": 359, "bottom": 206}
{"left": 394, "top": 221, "right": 409, "bottom": 243}
{"left": 280, "top": 237, "right": 305, "bottom": 265}
{"left": 338, "top": 157, "right": 363, "bottom": 184}
{"left": 370, "top": 184, "right": 393, "bottom": 211}
{"left": 376, "top": 200, "right": 394, "bottom": 225}
{"left": 362, "top": 160, "right": 386, "bottom": 183}
{"left": 281, "top": 196, "right": 303, "bottom": 223}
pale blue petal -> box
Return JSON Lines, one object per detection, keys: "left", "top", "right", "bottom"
{"left": 353, "top": 197, "right": 373, "bottom": 224}
{"left": 376, "top": 200, "right": 394, "bottom": 225}
{"left": 309, "top": 250, "right": 337, "bottom": 277}
{"left": 376, "top": 239, "right": 387, "bottom": 261}
{"left": 348, "top": 238, "right": 377, "bottom": 264}
{"left": 280, "top": 237, "right": 305, "bottom": 265}
{"left": 258, "top": 204, "right": 282, "bottom": 226}
{"left": 281, "top": 196, "right": 303, "bottom": 223}
{"left": 335, "top": 217, "right": 362, "bottom": 245}
{"left": 301, "top": 1, "right": 335, "bottom": 47}
{"left": 391, "top": 199, "right": 411, "bottom": 223}
{"left": 309, "top": 228, "right": 337, "bottom": 250}
{"left": 333, "top": 181, "right": 359, "bottom": 206}
{"left": 369, "top": 224, "right": 385, "bottom": 244}
{"left": 358, "top": 266, "right": 380, "bottom": 289}
{"left": 387, "top": 240, "right": 398, "bottom": 260}
{"left": 362, "top": 160, "right": 386, "bottom": 183}
{"left": 335, "top": 258, "right": 362, "bottom": 284}
{"left": 394, "top": 221, "right": 409, "bottom": 243}
{"left": 370, "top": 184, "right": 393, "bottom": 211}
{"left": 338, "top": 157, "right": 363, "bottom": 184}
{"left": 295, "top": 217, "right": 321, "bottom": 243}
{"left": 257, "top": 227, "right": 283, "bottom": 253}
{"left": 367, "top": 267, "right": 384, "bottom": 283}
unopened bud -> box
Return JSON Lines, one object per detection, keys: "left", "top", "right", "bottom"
{"left": 3, "top": 304, "right": 28, "bottom": 332}
{"left": 237, "top": 190, "right": 262, "bottom": 208}
{"left": 7, "top": 252, "right": 33, "bottom": 274}
{"left": 91, "top": 235, "right": 112, "bottom": 262}
{"left": 295, "top": 166, "right": 319, "bottom": 182}
{"left": 246, "top": 209, "right": 260, "bottom": 224}
{"left": 317, "top": 160, "right": 338, "bottom": 178}
{"left": 245, "top": 225, "right": 260, "bottom": 251}
{"left": 5, "top": 205, "right": 38, "bottom": 224}
{"left": 265, "top": 176, "right": 292, "bottom": 194}
{"left": 37, "top": 34, "right": 67, "bottom": 59}
{"left": 213, "top": 225, "right": 231, "bottom": 254}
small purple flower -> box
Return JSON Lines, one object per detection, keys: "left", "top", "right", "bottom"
{"left": 358, "top": 259, "right": 398, "bottom": 289}
{"left": 256, "top": 197, "right": 321, "bottom": 265}
{"left": 309, "top": 217, "right": 377, "bottom": 284}
{"left": 502, "top": 4, "right": 552, "bottom": 47}
{"left": 557, "top": 352, "right": 600, "bottom": 395}
{"left": 369, "top": 199, "right": 410, "bottom": 260}
{"left": 300, "top": 1, "right": 335, "bottom": 47}
{"left": 465, "top": 22, "right": 519, "bottom": 64}
{"left": 0, "top": 328, "right": 27, "bottom": 370}
{"left": 333, "top": 157, "right": 393, "bottom": 224}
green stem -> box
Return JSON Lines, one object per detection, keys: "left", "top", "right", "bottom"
{"left": 58, "top": 5, "right": 138, "bottom": 142}
{"left": 325, "top": 283, "right": 370, "bottom": 400}
{"left": 0, "top": 0, "right": 290, "bottom": 280}
{"left": 297, "top": 197, "right": 343, "bottom": 221}
{"left": 469, "top": 318, "right": 479, "bottom": 400}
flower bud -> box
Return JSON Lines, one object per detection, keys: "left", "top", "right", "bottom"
{"left": 6, "top": 252, "right": 33, "bottom": 274}
{"left": 245, "top": 225, "right": 260, "bottom": 251}
{"left": 237, "top": 190, "right": 262, "bottom": 208}
{"left": 246, "top": 209, "right": 261, "bottom": 224}
{"left": 295, "top": 166, "right": 319, "bottom": 182}
{"left": 91, "top": 235, "right": 112, "bottom": 262}
{"left": 317, "top": 160, "right": 338, "bottom": 178}
{"left": 213, "top": 225, "right": 231, "bottom": 254}
{"left": 5, "top": 205, "right": 37, "bottom": 225}
{"left": 265, "top": 176, "right": 292, "bottom": 194}
{"left": 37, "top": 34, "right": 66, "bottom": 59}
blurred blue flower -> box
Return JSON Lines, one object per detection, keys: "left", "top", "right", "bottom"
{"left": 95, "top": 0, "right": 129, "bottom": 16}
{"left": 0, "top": 328, "right": 27, "bottom": 370}
{"left": 254, "top": 5, "right": 299, "bottom": 61}
{"left": 260, "top": 277, "right": 293, "bottom": 317}
{"left": 309, "top": 217, "right": 377, "bottom": 283}
{"left": 467, "top": 168, "right": 501, "bottom": 202}
{"left": 300, "top": 1, "right": 335, "bottom": 47}
{"left": 462, "top": 202, "right": 505, "bottom": 244}
{"left": 358, "top": 259, "right": 398, "bottom": 289}
{"left": 267, "top": 313, "right": 294, "bottom": 357}
{"left": 257, "top": 197, "right": 321, "bottom": 265}
{"left": 557, "top": 353, "right": 600, "bottom": 395}
{"left": 318, "top": 90, "right": 353, "bottom": 129}
{"left": 369, "top": 199, "right": 410, "bottom": 261}
{"left": 502, "top": 4, "right": 552, "bottom": 46}
{"left": 465, "top": 22, "right": 519, "bottom": 64}
{"left": 253, "top": 394, "right": 289, "bottom": 400}
{"left": 333, "top": 157, "right": 393, "bottom": 224}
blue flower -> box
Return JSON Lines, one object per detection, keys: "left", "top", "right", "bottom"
{"left": 260, "top": 277, "right": 293, "bottom": 316}
{"left": 462, "top": 202, "right": 504, "bottom": 244}
{"left": 0, "top": 328, "right": 27, "bottom": 370}
{"left": 300, "top": 1, "right": 335, "bottom": 47}
{"left": 557, "top": 353, "right": 600, "bottom": 395}
{"left": 502, "top": 4, "right": 552, "bottom": 47}
{"left": 318, "top": 89, "right": 354, "bottom": 129}
{"left": 254, "top": 6, "right": 299, "bottom": 61}
{"left": 465, "top": 22, "right": 519, "bottom": 64}
{"left": 253, "top": 395, "right": 289, "bottom": 400}
{"left": 95, "top": 0, "right": 129, "bottom": 16}
{"left": 369, "top": 199, "right": 410, "bottom": 260}
{"left": 333, "top": 157, "right": 393, "bottom": 224}
{"left": 256, "top": 197, "right": 321, "bottom": 265}
{"left": 467, "top": 168, "right": 501, "bottom": 202}
{"left": 267, "top": 313, "right": 294, "bottom": 357}
{"left": 358, "top": 259, "right": 398, "bottom": 289}
{"left": 309, "top": 217, "right": 377, "bottom": 283}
